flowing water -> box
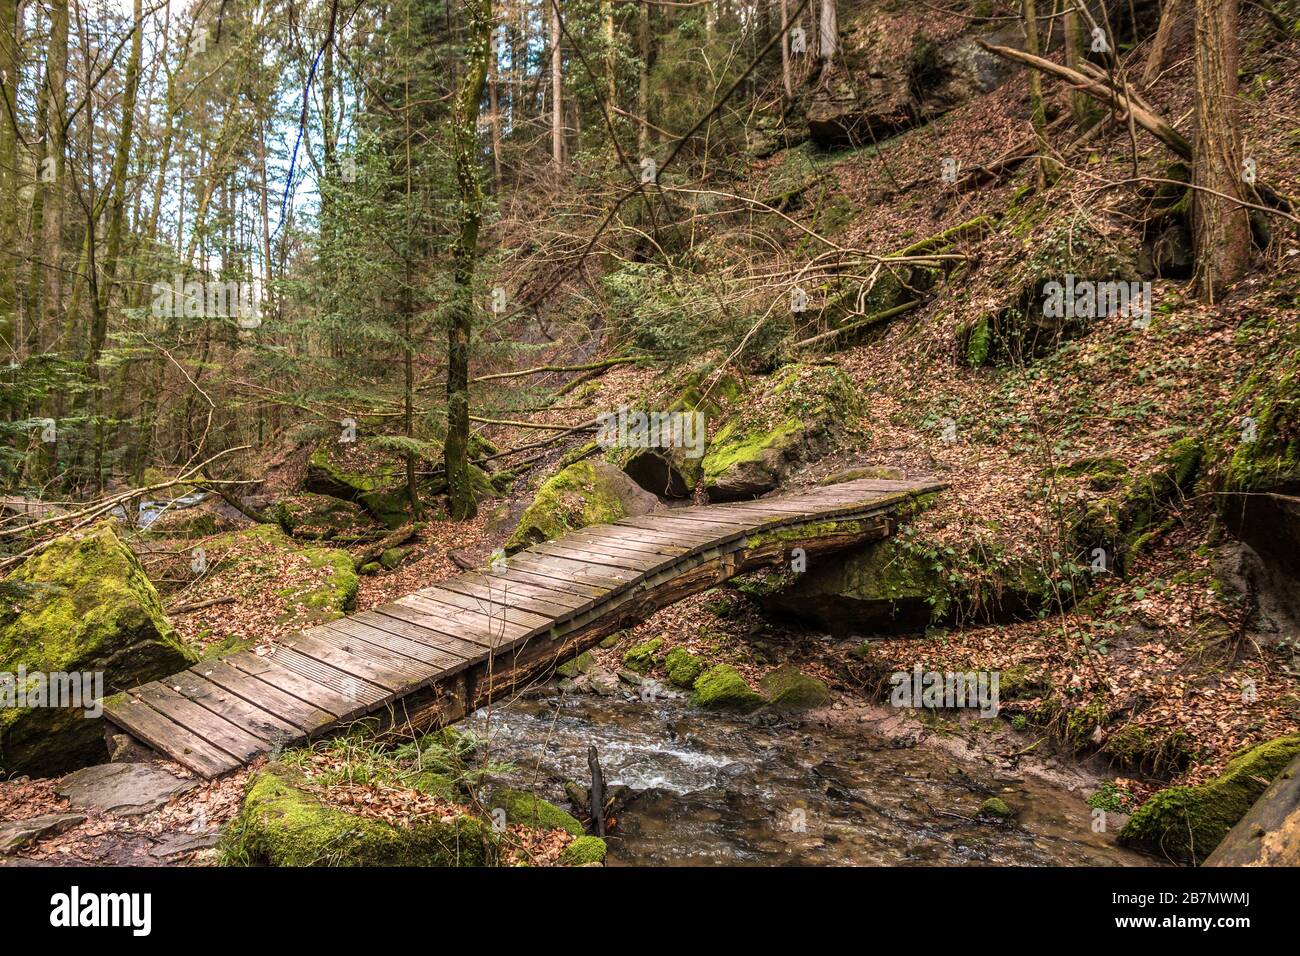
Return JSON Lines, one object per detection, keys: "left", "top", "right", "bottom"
{"left": 465, "top": 691, "right": 1155, "bottom": 867}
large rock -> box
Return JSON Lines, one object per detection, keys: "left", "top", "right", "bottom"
{"left": 701, "top": 363, "right": 859, "bottom": 502}
{"left": 1120, "top": 735, "right": 1300, "bottom": 864}
{"left": 304, "top": 443, "right": 413, "bottom": 528}
{"left": 504, "top": 461, "right": 661, "bottom": 553}
{"left": 221, "top": 764, "right": 498, "bottom": 866}
{"left": 0, "top": 523, "right": 197, "bottom": 776}
{"left": 57, "top": 762, "right": 197, "bottom": 816}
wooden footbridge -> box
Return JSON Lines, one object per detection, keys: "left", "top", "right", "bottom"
{"left": 105, "top": 477, "right": 943, "bottom": 777}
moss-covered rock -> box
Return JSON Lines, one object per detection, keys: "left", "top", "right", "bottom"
{"left": 221, "top": 764, "right": 497, "bottom": 866}
{"left": 561, "top": 834, "right": 607, "bottom": 866}
{"left": 1071, "top": 438, "right": 1202, "bottom": 574}
{"left": 0, "top": 522, "right": 197, "bottom": 776}
{"left": 701, "top": 364, "right": 860, "bottom": 502}
{"left": 760, "top": 664, "right": 830, "bottom": 710}
{"left": 489, "top": 788, "right": 584, "bottom": 837}
{"left": 504, "top": 461, "right": 661, "bottom": 553}
{"left": 978, "top": 797, "right": 1016, "bottom": 819}
{"left": 691, "top": 664, "right": 765, "bottom": 712}
{"left": 304, "top": 443, "right": 411, "bottom": 529}
{"left": 663, "top": 647, "right": 704, "bottom": 688}
{"left": 622, "top": 637, "right": 664, "bottom": 674}
{"left": 1119, "top": 735, "right": 1300, "bottom": 864}
{"left": 1217, "top": 334, "right": 1299, "bottom": 495}
{"left": 268, "top": 493, "right": 372, "bottom": 540}
{"left": 555, "top": 650, "right": 595, "bottom": 679}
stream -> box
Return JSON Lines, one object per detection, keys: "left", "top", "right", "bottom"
{"left": 465, "top": 691, "right": 1155, "bottom": 867}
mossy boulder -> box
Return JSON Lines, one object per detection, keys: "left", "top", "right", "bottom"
{"left": 1119, "top": 735, "right": 1300, "bottom": 864}
{"left": 1217, "top": 334, "right": 1299, "bottom": 495}
{"left": 613, "top": 372, "right": 736, "bottom": 498}
{"left": 701, "top": 364, "right": 860, "bottom": 502}
{"left": 0, "top": 522, "right": 197, "bottom": 776}
{"left": 762, "top": 537, "right": 948, "bottom": 633}
{"left": 305, "top": 443, "right": 411, "bottom": 529}
{"left": 555, "top": 650, "right": 595, "bottom": 679}
{"left": 489, "top": 788, "right": 584, "bottom": 837}
{"left": 760, "top": 664, "right": 830, "bottom": 710}
{"left": 268, "top": 493, "right": 372, "bottom": 539}
{"left": 978, "top": 797, "right": 1016, "bottom": 819}
{"left": 622, "top": 637, "right": 664, "bottom": 674}
{"left": 561, "top": 834, "right": 607, "bottom": 866}
{"left": 1071, "top": 438, "right": 1202, "bottom": 574}
{"left": 504, "top": 461, "right": 661, "bottom": 553}
{"left": 663, "top": 647, "right": 704, "bottom": 688}
{"left": 691, "top": 664, "right": 765, "bottom": 712}
{"left": 222, "top": 764, "right": 497, "bottom": 866}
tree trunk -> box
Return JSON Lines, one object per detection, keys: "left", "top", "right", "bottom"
{"left": 38, "top": 0, "right": 70, "bottom": 354}
{"left": 93, "top": 0, "right": 144, "bottom": 369}
{"left": 1021, "top": 0, "right": 1058, "bottom": 185}
{"left": 637, "top": 1, "right": 649, "bottom": 154}
{"left": 1062, "top": 3, "right": 1088, "bottom": 123}
{"left": 818, "top": 0, "right": 837, "bottom": 72}
{"left": 550, "top": 0, "right": 563, "bottom": 169}
{"left": 489, "top": 13, "right": 503, "bottom": 185}
{"left": 1191, "top": 0, "right": 1249, "bottom": 300}
{"left": 780, "top": 0, "right": 793, "bottom": 102}
{"left": 445, "top": 0, "right": 492, "bottom": 521}
{"left": 1143, "top": 0, "right": 1184, "bottom": 86}
{"left": 0, "top": 0, "right": 18, "bottom": 350}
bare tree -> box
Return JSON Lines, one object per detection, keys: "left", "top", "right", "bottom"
{"left": 551, "top": 0, "right": 563, "bottom": 169}
{"left": 1191, "top": 0, "right": 1249, "bottom": 299}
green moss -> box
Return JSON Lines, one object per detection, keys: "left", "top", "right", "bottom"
{"left": 760, "top": 664, "right": 830, "bottom": 709}
{"left": 965, "top": 316, "right": 992, "bottom": 368}
{"left": 504, "top": 461, "right": 631, "bottom": 553}
{"left": 555, "top": 650, "right": 595, "bottom": 679}
{"left": 1219, "top": 342, "right": 1300, "bottom": 493}
{"left": 561, "top": 835, "right": 607, "bottom": 866}
{"left": 978, "top": 797, "right": 1015, "bottom": 819}
{"left": 663, "top": 647, "right": 704, "bottom": 688}
{"left": 490, "top": 788, "right": 584, "bottom": 837}
{"left": 0, "top": 522, "right": 197, "bottom": 776}
{"left": 1119, "top": 735, "right": 1300, "bottom": 863}
{"left": 691, "top": 664, "right": 765, "bottom": 712}
{"left": 221, "top": 764, "right": 497, "bottom": 866}
{"left": 622, "top": 637, "right": 664, "bottom": 674}
{"left": 306, "top": 445, "right": 410, "bottom": 529}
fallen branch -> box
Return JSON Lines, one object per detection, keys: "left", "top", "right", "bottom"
{"left": 791, "top": 300, "right": 920, "bottom": 350}
{"left": 979, "top": 40, "right": 1193, "bottom": 160}
{"left": 352, "top": 522, "right": 425, "bottom": 571}
{"left": 167, "top": 595, "right": 236, "bottom": 615}
{"left": 470, "top": 356, "right": 636, "bottom": 383}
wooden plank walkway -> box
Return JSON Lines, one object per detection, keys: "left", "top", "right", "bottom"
{"left": 105, "top": 477, "right": 943, "bottom": 776}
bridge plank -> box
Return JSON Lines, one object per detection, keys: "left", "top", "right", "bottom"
{"left": 307, "top": 623, "right": 438, "bottom": 685}
{"left": 530, "top": 539, "right": 669, "bottom": 573}
{"left": 438, "top": 575, "right": 580, "bottom": 618}
{"left": 549, "top": 530, "right": 692, "bottom": 560}
{"left": 191, "top": 659, "right": 334, "bottom": 736}
{"left": 486, "top": 565, "right": 615, "bottom": 602}
{"left": 507, "top": 550, "right": 643, "bottom": 586}
{"left": 396, "top": 594, "right": 533, "bottom": 646}
{"left": 359, "top": 606, "right": 493, "bottom": 661}
{"left": 283, "top": 631, "right": 416, "bottom": 693}
{"left": 323, "top": 617, "right": 468, "bottom": 672}
{"left": 413, "top": 585, "right": 554, "bottom": 629}
{"left": 168, "top": 671, "right": 304, "bottom": 745}
{"left": 102, "top": 695, "right": 240, "bottom": 777}
{"left": 220, "top": 652, "right": 373, "bottom": 720}
{"left": 132, "top": 682, "right": 269, "bottom": 761}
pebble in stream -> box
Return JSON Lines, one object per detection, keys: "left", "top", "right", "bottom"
{"left": 464, "top": 691, "right": 1155, "bottom": 867}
